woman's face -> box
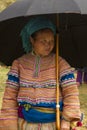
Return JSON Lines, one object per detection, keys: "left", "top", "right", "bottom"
{"left": 30, "top": 29, "right": 55, "bottom": 57}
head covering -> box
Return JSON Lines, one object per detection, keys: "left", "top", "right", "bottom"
{"left": 20, "top": 16, "right": 56, "bottom": 53}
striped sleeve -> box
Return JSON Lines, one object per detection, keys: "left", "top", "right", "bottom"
{"left": 0, "top": 60, "right": 20, "bottom": 130}
{"left": 59, "top": 57, "right": 81, "bottom": 122}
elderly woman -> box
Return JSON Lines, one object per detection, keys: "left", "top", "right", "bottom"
{"left": 0, "top": 17, "right": 81, "bottom": 130}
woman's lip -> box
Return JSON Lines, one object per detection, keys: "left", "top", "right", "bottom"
{"left": 45, "top": 49, "right": 50, "bottom": 51}
{"left": 45, "top": 50, "right": 50, "bottom": 53}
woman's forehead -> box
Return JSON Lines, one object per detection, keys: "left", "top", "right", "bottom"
{"left": 36, "top": 30, "right": 54, "bottom": 38}
{"left": 37, "top": 28, "right": 54, "bottom": 33}
{"left": 33, "top": 28, "right": 54, "bottom": 37}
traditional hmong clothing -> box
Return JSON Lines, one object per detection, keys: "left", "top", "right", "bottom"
{"left": 0, "top": 53, "right": 81, "bottom": 130}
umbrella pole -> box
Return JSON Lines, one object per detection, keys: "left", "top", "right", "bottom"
{"left": 56, "top": 14, "right": 60, "bottom": 130}
{"left": 56, "top": 33, "right": 60, "bottom": 130}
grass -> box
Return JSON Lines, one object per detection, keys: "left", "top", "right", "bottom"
{"left": 0, "top": 0, "right": 16, "bottom": 12}
{"left": 79, "top": 84, "right": 87, "bottom": 129}
{"left": 0, "top": 65, "right": 87, "bottom": 129}
{"left": 0, "top": 65, "right": 9, "bottom": 107}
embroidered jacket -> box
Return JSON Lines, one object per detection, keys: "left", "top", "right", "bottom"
{"left": 0, "top": 53, "right": 81, "bottom": 130}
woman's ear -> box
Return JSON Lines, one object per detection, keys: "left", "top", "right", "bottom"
{"left": 30, "top": 36, "right": 34, "bottom": 45}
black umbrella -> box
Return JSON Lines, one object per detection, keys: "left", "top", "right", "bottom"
{"left": 59, "top": 13, "right": 87, "bottom": 68}
{"left": 0, "top": 0, "right": 84, "bottom": 66}
{"left": 1, "top": 13, "right": 87, "bottom": 68}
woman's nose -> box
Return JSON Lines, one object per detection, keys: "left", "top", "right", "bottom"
{"left": 45, "top": 40, "right": 51, "bottom": 46}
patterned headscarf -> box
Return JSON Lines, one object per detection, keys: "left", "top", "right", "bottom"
{"left": 20, "top": 16, "right": 56, "bottom": 53}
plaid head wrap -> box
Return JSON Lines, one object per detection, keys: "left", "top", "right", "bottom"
{"left": 20, "top": 17, "right": 56, "bottom": 53}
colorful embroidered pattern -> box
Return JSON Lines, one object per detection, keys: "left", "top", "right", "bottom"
{"left": 0, "top": 53, "right": 81, "bottom": 129}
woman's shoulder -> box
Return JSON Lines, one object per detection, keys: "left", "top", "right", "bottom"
{"left": 59, "top": 56, "right": 72, "bottom": 73}
{"left": 11, "top": 53, "right": 33, "bottom": 66}
{"left": 59, "top": 56, "right": 70, "bottom": 66}
{"left": 18, "top": 53, "right": 32, "bottom": 60}
{"left": 59, "top": 56, "right": 75, "bottom": 75}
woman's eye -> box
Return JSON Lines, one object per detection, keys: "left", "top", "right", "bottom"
{"left": 39, "top": 40, "right": 46, "bottom": 44}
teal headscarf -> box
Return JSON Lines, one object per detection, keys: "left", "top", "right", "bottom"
{"left": 20, "top": 16, "right": 56, "bottom": 53}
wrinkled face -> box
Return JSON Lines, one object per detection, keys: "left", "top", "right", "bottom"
{"left": 30, "top": 29, "right": 55, "bottom": 57}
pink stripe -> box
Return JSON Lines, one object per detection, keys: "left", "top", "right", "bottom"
{"left": 38, "top": 123, "right": 41, "bottom": 130}
{"left": 0, "top": 117, "right": 17, "bottom": 120}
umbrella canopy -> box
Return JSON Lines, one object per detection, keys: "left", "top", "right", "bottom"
{"left": 0, "top": 0, "right": 87, "bottom": 67}
{"left": 1, "top": 0, "right": 87, "bottom": 22}
{"left": 0, "top": 0, "right": 81, "bottom": 21}
{"left": 59, "top": 13, "right": 87, "bottom": 68}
